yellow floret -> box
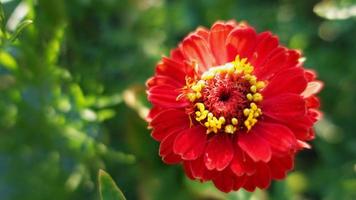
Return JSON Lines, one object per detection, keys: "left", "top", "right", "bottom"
{"left": 225, "top": 124, "right": 236, "bottom": 134}
{"left": 246, "top": 93, "right": 253, "bottom": 101}
{"left": 256, "top": 81, "right": 265, "bottom": 90}
{"left": 201, "top": 71, "right": 215, "bottom": 80}
{"left": 243, "top": 108, "right": 250, "bottom": 116}
{"left": 253, "top": 93, "right": 263, "bottom": 102}
{"left": 250, "top": 103, "right": 257, "bottom": 110}
{"left": 250, "top": 85, "right": 257, "bottom": 93}
{"left": 231, "top": 118, "right": 238, "bottom": 125}
{"left": 249, "top": 75, "right": 257, "bottom": 85}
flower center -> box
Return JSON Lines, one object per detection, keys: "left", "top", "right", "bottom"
{"left": 185, "top": 56, "right": 266, "bottom": 134}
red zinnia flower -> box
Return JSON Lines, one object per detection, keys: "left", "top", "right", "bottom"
{"left": 146, "top": 20, "right": 323, "bottom": 192}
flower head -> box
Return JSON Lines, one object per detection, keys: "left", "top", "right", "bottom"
{"left": 146, "top": 20, "right": 323, "bottom": 192}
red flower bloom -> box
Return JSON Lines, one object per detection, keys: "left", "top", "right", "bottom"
{"left": 146, "top": 20, "right": 323, "bottom": 192}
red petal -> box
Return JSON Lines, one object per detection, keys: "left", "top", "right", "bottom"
{"left": 233, "top": 175, "right": 247, "bottom": 191}
{"left": 226, "top": 19, "right": 238, "bottom": 26}
{"left": 284, "top": 50, "right": 301, "bottom": 69}
{"left": 146, "top": 106, "right": 162, "bottom": 122}
{"left": 209, "top": 22, "right": 234, "bottom": 65}
{"left": 291, "top": 126, "right": 313, "bottom": 141}
{"left": 230, "top": 145, "right": 256, "bottom": 176}
{"left": 195, "top": 27, "right": 209, "bottom": 42}
{"left": 150, "top": 109, "right": 189, "bottom": 141}
{"left": 159, "top": 130, "right": 182, "bottom": 164}
{"left": 181, "top": 34, "right": 215, "bottom": 71}
{"left": 204, "top": 135, "right": 234, "bottom": 171}
{"left": 281, "top": 112, "right": 313, "bottom": 130}
{"left": 254, "top": 47, "right": 288, "bottom": 80}
{"left": 250, "top": 31, "right": 279, "bottom": 67}
{"left": 162, "top": 153, "right": 182, "bottom": 164}
{"left": 146, "top": 75, "right": 183, "bottom": 89}
{"left": 269, "top": 157, "right": 287, "bottom": 180}
{"left": 263, "top": 67, "right": 308, "bottom": 97}
{"left": 156, "top": 58, "right": 186, "bottom": 83}
{"left": 305, "top": 96, "right": 320, "bottom": 109}
{"left": 173, "top": 126, "right": 207, "bottom": 160}
{"left": 148, "top": 84, "right": 188, "bottom": 108}
{"left": 302, "top": 81, "right": 324, "bottom": 98}
{"left": 186, "top": 156, "right": 215, "bottom": 181}
{"left": 243, "top": 176, "right": 257, "bottom": 192}
{"left": 187, "top": 158, "right": 205, "bottom": 179}
{"left": 297, "top": 140, "right": 311, "bottom": 149}
{"left": 212, "top": 169, "right": 235, "bottom": 193}
{"left": 279, "top": 155, "right": 294, "bottom": 171}
{"left": 304, "top": 69, "right": 317, "bottom": 81}
{"left": 170, "top": 48, "right": 185, "bottom": 64}
{"left": 307, "top": 128, "right": 316, "bottom": 140}
{"left": 183, "top": 161, "right": 195, "bottom": 180}
{"left": 256, "top": 122, "right": 297, "bottom": 156}
{"left": 159, "top": 130, "right": 179, "bottom": 156}
{"left": 226, "top": 26, "right": 257, "bottom": 61}
{"left": 262, "top": 93, "right": 306, "bottom": 122}
{"left": 254, "top": 163, "right": 271, "bottom": 189}
{"left": 238, "top": 131, "right": 272, "bottom": 163}
{"left": 268, "top": 155, "right": 294, "bottom": 180}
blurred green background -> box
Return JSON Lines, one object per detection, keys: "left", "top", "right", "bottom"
{"left": 0, "top": 0, "right": 355, "bottom": 199}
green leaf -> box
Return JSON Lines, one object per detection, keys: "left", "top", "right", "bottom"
{"left": 0, "top": 2, "right": 6, "bottom": 41}
{"left": 0, "top": 50, "right": 17, "bottom": 70}
{"left": 0, "top": 2, "right": 5, "bottom": 26}
{"left": 9, "top": 19, "right": 33, "bottom": 42}
{"left": 98, "top": 169, "right": 126, "bottom": 200}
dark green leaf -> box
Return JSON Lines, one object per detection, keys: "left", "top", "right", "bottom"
{"left": 9, "top": 19, "right": 33, "bottom": 42}
{"left": 98, "top": 170, "right": 126, "bottom": 200}
{"left": 0, "top": 2, "right": 5, "bottom": 26}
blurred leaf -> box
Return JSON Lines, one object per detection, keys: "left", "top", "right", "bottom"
{"left": 9, "top": 19, "right": 32, "bottom": 42}
{"left": 184, "top": 177, "right": 225, "bottom": 199}
{"left": 94, "top": 94, "right": 122, "bottom": 109}
{"left": 80, "top": 108, "right": 97, "bottom": 122}
{"left": 0, "top": 50, "right": 17, "bottom": 70}
{"left": 314, "top": 1, "right": 356, "bottom": 20}
{"left": 0, "top": 2, "right": 4, "bottom": 26}
{"left": 97, "top": 109, "right": 116, "bottom": 122}
{"left": 122, "top": 86, "right": 149, "bottom": 120}
{"left": 98, "top": 169, "right": 126, "bottom": 200}
{"left": 286, "top": 172, "right": 309, "bottom": 194}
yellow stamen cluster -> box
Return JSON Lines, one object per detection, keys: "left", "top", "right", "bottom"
{"left": 195, "top": 103, "right": 226, "bottom": 134}
{"left": 243, "top": 74, "right": 265, "bottom": 131}
{"left": 243, "top": 103, "right": 263, "bottom": 131}
{"left": 200, "top": 56, "right": 253, "bottom": 81}
{"left": 186, "top": 80, "right": 205, "bottom": 102}
{"left": 233, "top": 56, "right": 254, "bottom": 74}
{"left": 185, "top": 55, "right": 266, "bottom": 134}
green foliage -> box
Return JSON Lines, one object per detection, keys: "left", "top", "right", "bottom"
{"left": 98, "top": 170, "right": 126, "bottom": 200}
{"left": 7, "top": 19, "right": 32, "bottom": 42}
{"left": 0, "top": 0, "right": 355, "bottom": 200}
